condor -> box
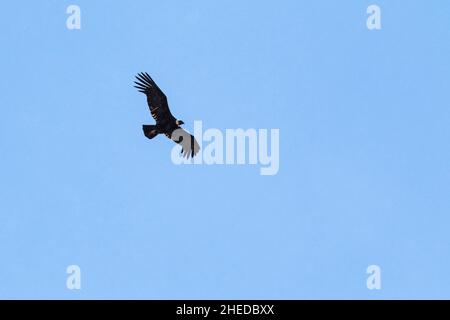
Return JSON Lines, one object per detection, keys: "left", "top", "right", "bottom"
{"left": 134, "top": 72, "right": 200, "bottom": 158}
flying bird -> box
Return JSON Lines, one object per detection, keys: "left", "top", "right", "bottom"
{"left": 134, "top": 72, "right": 200, "bottom": 158}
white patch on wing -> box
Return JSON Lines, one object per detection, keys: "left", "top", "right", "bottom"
{"left": 171, "top": 128, "right": 200, "bottom": 158}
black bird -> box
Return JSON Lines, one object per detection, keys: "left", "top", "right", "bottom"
{"left": 134, "top": 72, "right": 200, "bottom": 158}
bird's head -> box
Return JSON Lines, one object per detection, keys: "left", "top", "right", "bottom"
{"left": 176, "top": 120, "right": 185, "bottom": 126}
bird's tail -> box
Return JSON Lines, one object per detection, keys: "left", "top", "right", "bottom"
{"left": 142, "top": 125, "right": 159, "bottom": 139}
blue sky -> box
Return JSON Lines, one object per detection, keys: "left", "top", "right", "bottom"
{"left": 0, "top": 0, "right": 449, "bottom": 299}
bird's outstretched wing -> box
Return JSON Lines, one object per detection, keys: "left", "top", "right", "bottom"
{"left": 134, "top": 72, "right": 176, "bottom": 124}
{"left": 170, "top": 128, "right": 200, "bottom": 158}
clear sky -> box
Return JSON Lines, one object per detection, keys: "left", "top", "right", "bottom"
{"left": 0, "top": 0, "right": 449, "bottom": 299}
